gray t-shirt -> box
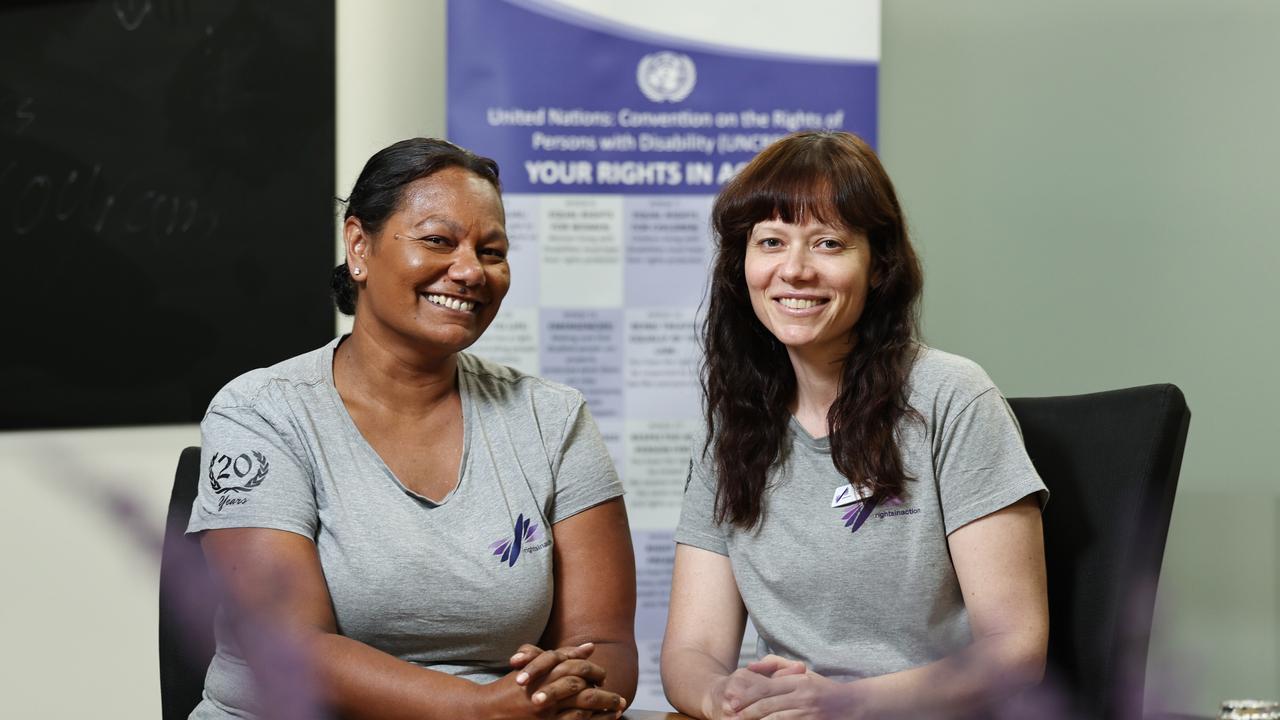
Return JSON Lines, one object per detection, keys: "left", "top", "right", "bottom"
{"left": 675, "top": 347, "right": 1047, "bottom": 681}
{"left": 186, "top": 338, "right": 623, "bottom": 718}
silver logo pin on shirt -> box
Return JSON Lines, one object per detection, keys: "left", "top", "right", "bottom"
{"left": 832, "top": 483, "right": 872, "bottom": 508}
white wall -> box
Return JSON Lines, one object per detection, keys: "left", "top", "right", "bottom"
{"left": 335, "top": 0, "right": 447, "bottom": 341}
{"left": 2, "top": 425, "right": 198, "bottom": 716}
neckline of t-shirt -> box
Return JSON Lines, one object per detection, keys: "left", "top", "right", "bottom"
{"left": 320, "top": 335, "right": 473, "bottom": 507}
{"left": 788, "top": 415, "right": 832, "bottom": 452}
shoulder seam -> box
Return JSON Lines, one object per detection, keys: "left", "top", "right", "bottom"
{"left": 208, "top": 374, "right": 327, "bottom": 413}
{"left": 937, "top": 385, "right": 1001, "bottom": 441}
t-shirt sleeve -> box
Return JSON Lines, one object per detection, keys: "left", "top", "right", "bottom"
{"left": 936, "top": 387, "right": 1048, "bottom": 536}
{"left": 548, "top": 399, "right": 625, "bottom": 523}
{"left": 674, "top": 443, "right": 729, "bottom": 556}
{"left": 186, "top": 402, "right": 318, "bottom": 540}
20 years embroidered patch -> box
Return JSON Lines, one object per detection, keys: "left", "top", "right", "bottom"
{"left": 208, "top": 451, "right": 269, "bottom": 511}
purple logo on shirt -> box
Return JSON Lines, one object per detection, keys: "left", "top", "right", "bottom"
{"left": 840, "top": 497, "right": 881, "bottom": 533}
{"left": 489, "top": 513, "right": 543, "bottom": 567}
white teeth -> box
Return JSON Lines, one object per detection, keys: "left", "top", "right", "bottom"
{"left": 779, "top": 298, "right": 821, "bottom": 309}
{"left": 427, "top": 294, "right": 475, "bottom": 312}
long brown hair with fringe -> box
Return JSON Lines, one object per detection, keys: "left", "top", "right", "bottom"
{"left": 703, "top": 131, "right": 924, "bottom": 528}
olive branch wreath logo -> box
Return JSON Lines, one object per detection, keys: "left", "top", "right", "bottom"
{"left": 208, "top": 451, "right": 270, "bottom": 494}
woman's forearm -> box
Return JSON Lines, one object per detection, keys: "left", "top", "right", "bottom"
{"left": 236, "top": 621, "right": 531, "bottom": 720}
{"left": 300, "top": 631, "right": 544, "bottom": 720}
{"left": 709, "top": 634, "right": 1043, "bottom": 720}
{"left": 660, "top": 645, "right": 736, "bottom": 719}
{"left": 842, "top": 631, "right": 1046, "bottom": 719}
{"left": 306, "top": 632, "right": 506, "bottom": 719}
{"left": 583, "top": 638, "right": 639, "bottom": 704}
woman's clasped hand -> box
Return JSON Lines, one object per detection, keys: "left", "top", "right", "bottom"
{"left": 708, "top": 656, "right": 856, "bottom": 720}
{"left": 503, "top": 643, "right": 628, "bottom": 719}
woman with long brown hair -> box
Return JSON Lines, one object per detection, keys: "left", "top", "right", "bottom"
{"left": 661, "top": 131, "right": 1048, "bottom": 719}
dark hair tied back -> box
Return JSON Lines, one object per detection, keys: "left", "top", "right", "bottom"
{"left": 330, "top": 138, "right": 501, "bottom": 315}
{"left": 331, "top": 263, "right": 358, "bottom": 315}
{"left": 703, "top": 131, "right": 924, "bottom": 529}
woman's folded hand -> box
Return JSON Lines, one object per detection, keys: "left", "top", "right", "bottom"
{"left": 508, "top": 642, "right": 627, "bottom": 719}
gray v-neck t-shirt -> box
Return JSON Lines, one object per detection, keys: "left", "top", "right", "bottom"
{"left": 187, "top": 337, "right": 623, "bottom": 718}
{"left": 675, "top": 346, "right": 1047, "bottom": 680}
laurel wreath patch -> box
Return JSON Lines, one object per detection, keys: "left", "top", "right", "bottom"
{"left": 208, "top": 451, "right": 270, "bottom": 494}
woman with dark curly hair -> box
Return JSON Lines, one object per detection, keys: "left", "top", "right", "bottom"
{"left": 660, "top": 131, "right": 1048, "bottom": 719}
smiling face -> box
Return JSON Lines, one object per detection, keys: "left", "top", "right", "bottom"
{"left": 345, "top": 166, "right": 509, "bottom": 356}
{"left": 744, "top": 216, "right": 874, "bottom": 362}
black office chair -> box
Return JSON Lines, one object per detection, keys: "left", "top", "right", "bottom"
{"left": 1008, "top": 384, "right": 1190, "bottom": 720}
{"left": 159, "top": 446, "right": 216, "bottom": 720}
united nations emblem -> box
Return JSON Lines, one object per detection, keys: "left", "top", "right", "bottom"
{"left": 636, "top": 51, "right": 696, "bottom": 103}
{"left": 208, "top": 451, "right": 270, "bottom": 494}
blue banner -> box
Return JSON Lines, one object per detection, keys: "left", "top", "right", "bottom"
{"left": 448, "top": 0, "right": 877, "bottom": 193}
{"left": 448, "top": 1, "right": 880, "bottom": 709}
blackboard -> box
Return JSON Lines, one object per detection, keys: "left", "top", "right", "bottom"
{"left": 0, "top": 0, "right": 335, "bottom": 430}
